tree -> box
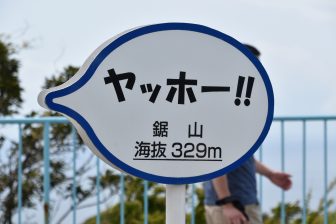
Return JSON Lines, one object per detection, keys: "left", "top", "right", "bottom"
{"left": 0, "top": 37, "right": 25, "bottom": 224}
{"left": 36, "top": 66, "right": 123, "bottom": 224}
{"left": 0, "top": 38, "right": 23, "bottom": 115}
{"left": 263, "top": 178, "right": 336, "bottom": 224}
{"left": 0, "top": 61, "right": 121, "bottom": 223}
{"left": 43, "top": 65, "right": 79, "bottom": 90}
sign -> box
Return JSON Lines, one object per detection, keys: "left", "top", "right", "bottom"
{"left": 38, "top": 23, "right": 274, "bottom": 184}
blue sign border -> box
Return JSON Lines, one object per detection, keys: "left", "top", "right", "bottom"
{"left": 45, "top": 23, "right": 274, "bottom": 184}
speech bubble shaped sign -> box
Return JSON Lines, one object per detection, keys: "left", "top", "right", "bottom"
{"left": 38, "top": 23, "right": 274, "bottom": 184}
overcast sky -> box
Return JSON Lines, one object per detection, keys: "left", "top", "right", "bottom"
{"left": 1, "top": 0, "right": 336, "bottom": 222}
{"left": 1, "top": 0, "right": 335, "bottom": 116}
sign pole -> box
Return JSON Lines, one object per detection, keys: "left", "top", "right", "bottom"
{"left": 166, "top": 184, "right": 186, "bottom": 224}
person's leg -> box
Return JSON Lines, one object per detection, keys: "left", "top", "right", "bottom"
{"left": 205, "top": 205, "right": 229, "bottom": 224}
{"left": 245, "top": 204, "right": 263, "bottom": 224}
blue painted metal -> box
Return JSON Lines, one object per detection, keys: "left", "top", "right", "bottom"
{"left": 323, "top": 121, "right": 328, "bottom": 224}
{"left": 280, "top": 121, "right": 285, "bottom": 224}
{"left": 144, "top": 180, "right": 148, "bottom": 224}
{"left": 71, "top": 126, "right": 77, "bottom": 224}
{"left": 43, "top": 122, "right": 50, "bottom": 224}
{"left": 274, "top": 115, "right": 336, "bottom": 121}
{"left": 1, "top": 116, "right": 336, "bottom": 223}
{"left": 96, "top": 157, "right": 101, "bottom": 224}
{"left": 302, "top": 121, "right": 307, "bottom": 224}
{"left": 0, "top": 116, "right": 68, "bottom": 124}
{"left": 1, "top": 115, "right": 336, "bottom": 124}
{"left": 120, "top": 173, "right": 125, "bottom": 224}
{"left": 258, "top": 145, "right": 263, "bottom": 213}
{"left": 18, "top": 124, "right": 23, "bottom": 224}
{"left": 191, "top": 184, "right": 195, "bottom": 224}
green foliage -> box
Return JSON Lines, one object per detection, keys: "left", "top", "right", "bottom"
{"left": 0, "top": 38, "right": 23, "bottom": 115}
{"left": 263, "top": 202, "right": 302, "bottom": 224}
{"left": 194, "top": 187, "right": 206, "bottom": 224}
{"left": 84, "top": 201, "right": 143, "bottom": 224}
{"left": 263, "top": 202, "right": 336, "bottom": 224}
{"left": 263, "top": 178, "right": 336, "bottom": 224}
{"left": 83, "top": 180, "right": 207, "bottom": 224}
{"left": 84, "top": 178, "right": 166, "bottom": 224}
{"left": 0, "top": 110, "right": 74, "bottom": 223}
{"left": 0, "top": 63, "right": 121, "bottom": 223}
{"left": 43, "top": 65, "right": 79, "bottom": 89}
{"left": 83, "top": 177, "right": 336, "bottom": 224}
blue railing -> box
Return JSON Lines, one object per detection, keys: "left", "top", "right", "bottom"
{"left": 0, "top": 116, "right": 335, "bottom": 224}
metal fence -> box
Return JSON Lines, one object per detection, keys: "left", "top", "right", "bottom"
{"left": 0, "top": 116, "right": 335, "bottom": 224}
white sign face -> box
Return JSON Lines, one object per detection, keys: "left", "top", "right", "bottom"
{"left": 38, "top": 23, "right": 274, "bottom": 184}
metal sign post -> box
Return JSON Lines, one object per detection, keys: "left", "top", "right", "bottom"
{"left": 38, "top": 23, "right": 274, "bottom": 223}
{"left": 166, "top": 185, "right": 186, "bottom": 224}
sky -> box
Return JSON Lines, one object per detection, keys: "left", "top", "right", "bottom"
{"left": 1, "top": 0, "right": 335, "bottom": 117}
{"left": 1, "top": 0, "right": 336, "bottom": 223}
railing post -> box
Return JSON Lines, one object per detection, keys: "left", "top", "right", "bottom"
{"left": 96, "top": 157, "right": 101, "bottom": 224}
{"left": 144, "top": 180, "right": 148, "bottom": 224}
{"left": 258, "top": 145, "right": 263, "bottom": 214}
{"left": 43, "top": 122, "right": 50, "bottom": 224}
{"left": 191, "top": 184, "right": 195, "bottom": 224}
{"left": 71, "top": 126, "right": 77, "bottom": 224}
{"left": 280, "top": 121, "right": 285, "bottom": 224}
{"left": 302, "top": 121, "right": 307, "bottom": 224}
{"left": 18, "top": 124, "right": 23, "bottom": 224}
{"left": 120, "top": 173, "right": 125, "bottom": 224}
{"left": 323, "top": 120, "right": 328, "bottom": 224}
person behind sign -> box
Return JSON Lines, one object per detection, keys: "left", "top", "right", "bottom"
{"left": 203, "top": 45, "right": 292, "bottom": 224}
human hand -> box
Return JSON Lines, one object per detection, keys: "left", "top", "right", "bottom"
{"left": 269, "top": 172, "right": 292, "bottom": 190}
{"left": 222, "top": 203, "right": 249, "bottom": 224}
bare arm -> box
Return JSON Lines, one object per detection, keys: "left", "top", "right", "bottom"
{"left": 255, "top": 159, "right": 292, "bottom": 190}
{"left": 212, "top": 175, "right": 231, "bottom": 199}
{"left": 254, "top": 159, "right": 273, "bottom": 178}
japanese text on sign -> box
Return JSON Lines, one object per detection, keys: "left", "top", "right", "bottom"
{"left": 134, "top": 121, "right": 222, "bottom": 161}
{"left": 104, "top": 69, "right": 255, "bottom": 106}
